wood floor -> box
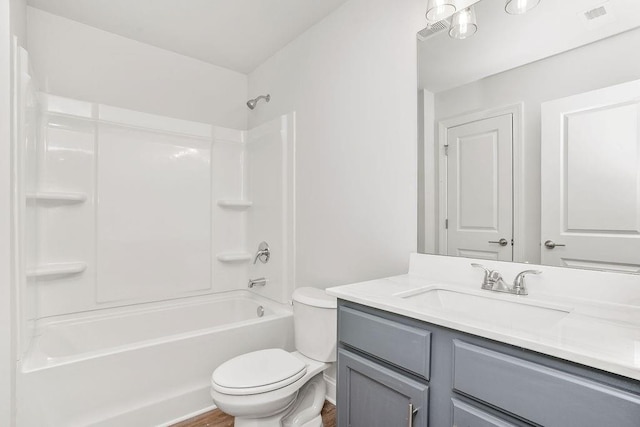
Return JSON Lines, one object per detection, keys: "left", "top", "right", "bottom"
{"left": 172, "top": 401, "right": 336, "bottom": 427}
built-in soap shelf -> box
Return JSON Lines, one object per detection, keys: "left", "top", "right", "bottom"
{"left": 216, "top": 252, "right": 253, "bottom": 263}
{"left": 27, "top": 262, "right": 87, "bottom": 279}
{"left": 26, "top": 191, "right": 87, "bottom": 204}
{"left": 217, "top": 200, "right": 252, "bottom": 209}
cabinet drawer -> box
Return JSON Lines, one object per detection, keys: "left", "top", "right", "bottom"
{"left": 453, "top": 340, "right": 640, "bottom": 427}
{"left": 452, "top": 399, "right": 518, "bottom": 427}
{"left": 339, "top": 306, "right": 431, "bottom": 379}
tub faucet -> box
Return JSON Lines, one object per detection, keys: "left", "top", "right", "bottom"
{"left": 248, "top": 277, "right": 267, "bottom": 288}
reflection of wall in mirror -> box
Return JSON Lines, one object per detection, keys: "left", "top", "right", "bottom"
{"left": 422, "top": 27, "right": 640, "bottom": 264}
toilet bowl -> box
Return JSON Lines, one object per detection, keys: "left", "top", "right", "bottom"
{"left": 210, "top": 287, "right": 337, "bottom": 427}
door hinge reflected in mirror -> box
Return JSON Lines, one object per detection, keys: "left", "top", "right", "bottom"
{"left": 444, "top": 144, "right": 449, "bottom": 156}
{"left": 445, "top": 219, "right": 448, "bottom": 229}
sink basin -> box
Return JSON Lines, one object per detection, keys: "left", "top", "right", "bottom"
{"left": 397, "top": 286, "right": 572, "bottom": 334}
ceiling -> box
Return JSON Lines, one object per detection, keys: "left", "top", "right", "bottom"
{"left": 418, "top": 0, "right": 640, "bottom": 92}
{"left": 27, "top": 0, "right": 350, "bottom": 74}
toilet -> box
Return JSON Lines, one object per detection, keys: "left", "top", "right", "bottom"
{"left": 210, "top": 287, "right": 337, "bottom": 427}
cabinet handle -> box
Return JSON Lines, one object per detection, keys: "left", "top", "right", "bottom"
{"left": 408, "top": 403, "right": 418, "bottom": 427}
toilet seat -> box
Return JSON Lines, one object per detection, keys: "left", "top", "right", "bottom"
{"left": 212, "top": 349, "right": 307, "bottom": 396}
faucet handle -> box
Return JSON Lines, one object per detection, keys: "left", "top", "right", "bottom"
{"left": 512, "top": 270, "right": 542, "bottom": 295}
{"left": 471, "top": 263, "right": 494, "bottom": 290}
{"left": 253, "top": 241, "right": 270, "bottom": 264}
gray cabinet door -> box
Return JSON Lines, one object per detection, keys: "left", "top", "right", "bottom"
{"left": 338, "top": 349, "right": 429, "bottom": 427}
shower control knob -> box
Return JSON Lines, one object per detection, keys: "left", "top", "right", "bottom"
{"left": 253, "top": 241, "right": 271, "bottom": 264}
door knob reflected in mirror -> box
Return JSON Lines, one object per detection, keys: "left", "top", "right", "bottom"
{"left": 544, "top": 240, "right": 566, "bottom": 249}
{"left": 488, "top": 238, "right": 509, "bottom": 247}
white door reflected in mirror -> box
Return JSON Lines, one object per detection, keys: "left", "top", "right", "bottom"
{"left": 541, "top": 79, "right": 640, "bottom": 273}
{"left": 444, "top": 113, "right": 513, "bottom": 261}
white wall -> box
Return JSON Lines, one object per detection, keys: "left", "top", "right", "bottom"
{"left": 2, "top": 0, "right": 27, "bottom": 423}
{"left": 4, "top": 1, "right": 27, "bottom": 424}
{"left": 10, "top": 0, "right": 24, "bottom": 40}
{"left": 419, "top": 89, "right": 435, "bottom": 254}
{"left": 433, "top": 28, "right": 640, "bottom": 264}
{"left": 27, "top": 7, "right": 249, "bottom": 129}
{"left": 248, "top": 0, "right": 425, "bottom": 288}
{"left": 0, "top": 1, "right": 13, "bottom": 424}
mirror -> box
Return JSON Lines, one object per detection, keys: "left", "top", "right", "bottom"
{"left": 417, "top": 0, "right": 640, "bottom": 272}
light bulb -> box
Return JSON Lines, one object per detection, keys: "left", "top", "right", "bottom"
{"left": 505, "top": 0, "right": 541, "bottom": 15}
{"left": 426, "top": 0, "right": 456, "bottom": 22}
{"left": 449, "top": 7, "right": 478, "bottom": 40}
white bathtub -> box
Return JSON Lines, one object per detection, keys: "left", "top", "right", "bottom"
{"left": 17, "top": 291, "right": 294, "bottom": 426}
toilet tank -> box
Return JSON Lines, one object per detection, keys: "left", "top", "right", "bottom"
{"left": 292, "top": 287, "right": 337, "bottom": 362}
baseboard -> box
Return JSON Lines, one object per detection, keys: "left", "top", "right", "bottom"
{"left": 91, "top": 374, "right": 335, "bottom": 427}
{"left": 160, "top": 403, "right": 217, "bottom": 427}
{"left": 324, "top": 372, "right": 336, "bottom": 405}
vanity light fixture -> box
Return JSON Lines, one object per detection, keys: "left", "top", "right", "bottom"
{"left": 449, "top": 7, "right": 478, "bottom": 40}
{"left": 505, "top": 0, "right": 541, "bottom": 15}
{"left": 425, "top": 0, "right": 541, "bottom": 41}
{"left": 426, "top": 0, "right": 456, "bottom": 22}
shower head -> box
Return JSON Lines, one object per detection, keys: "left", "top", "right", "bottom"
{"left": 247, "top": 94, "right": 271, "bottom": 110}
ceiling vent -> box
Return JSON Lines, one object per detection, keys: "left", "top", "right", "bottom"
{"left": 417, "top": 19, "right": 451, "bottom": 41}
{"left": 580, "top": 1, "right": 616, "bottom": 30}
{"left": 584, "top": 5, "right": 607, "bottom": 20}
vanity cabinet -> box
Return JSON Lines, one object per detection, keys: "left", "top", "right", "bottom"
{"left": 336, "top": 300, "right": 640, "bottom": 427}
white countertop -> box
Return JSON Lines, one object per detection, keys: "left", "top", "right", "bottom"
{"left": 326, "top": 255, "right": 640, "bottom": 382}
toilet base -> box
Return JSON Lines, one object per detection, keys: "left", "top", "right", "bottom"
{"left": 234, "top": 374, "right": 326, "bottom": 427}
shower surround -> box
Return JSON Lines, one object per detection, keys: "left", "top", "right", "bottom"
{"left": 15, "top": 89, "right": 297, "bottom": 425}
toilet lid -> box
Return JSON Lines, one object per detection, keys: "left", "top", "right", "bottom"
{"left": 292, "top": 287, "right": 337, "bottom": 308}
{"left": 212, "top": 349, "right": 307, "bottom": 396}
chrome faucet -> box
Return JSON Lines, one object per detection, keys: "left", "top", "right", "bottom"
{"left": 511, "top": 269, "right": 542, "bottom": 295}
{"left": 253, "top": 241, "right": 270, "bottom": 264}
{"left": 471, "top": 263, "right": 508, "bottom": 291}
{"left": 248, "top": 277, "right": 267, "bottom": 288}
{"left": 471, "top": 263, "right": 541, "bottom": 295}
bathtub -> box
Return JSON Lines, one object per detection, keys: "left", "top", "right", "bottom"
{"left": 16, "top": 290, "right": 294, "bottom": 426}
